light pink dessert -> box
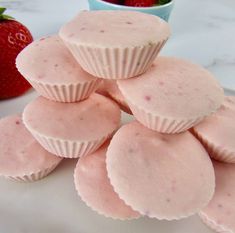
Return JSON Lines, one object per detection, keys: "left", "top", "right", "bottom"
{"left": 193, "top": 96, "right": 235, "bottom": 163}
{"left": 59, "top": 10, "right": 170, "bottom": 79}
{"left": 97, "top": 80, "right": 131, "bottom": 114}
{"left": 106, "top": 121, "right": 215, "bottom": 220}
{"left": 199, "top": 161, "right": 235, "bottom": 233}
{"left": 23, "top": 94, "right": 121, "bottom": 158}
{"left": 16, "top": 35, "right": 101, "bottom": 102}
{"left": 74, "top": 141, "right": 141, "bottom": 219}
{"left": 0, "top": 115, "right": 62, "bottom": 182}
{"left": 118, "top": 57, "right": 224, "bottom": 133}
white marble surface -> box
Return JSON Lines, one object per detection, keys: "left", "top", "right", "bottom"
{"left": 0, "top": 0, "right": 234, "bottom": 232}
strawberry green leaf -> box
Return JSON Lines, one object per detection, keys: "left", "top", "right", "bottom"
{"left": 158, "top": 0, "right": 171, "bottom": 5}
{"left": 0, "top": 7, "right": 6, "bottom": 14}
{"left": 0, "top": 7, "right": 14, "bottom": 21}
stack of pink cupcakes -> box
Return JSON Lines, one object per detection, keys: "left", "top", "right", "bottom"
{"left": 0, "top": 10, "right": 235, "bottom": 232}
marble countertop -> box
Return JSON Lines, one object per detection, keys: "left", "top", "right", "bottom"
{"left": 0, "top": 0, "right": 234, "bottom": 233}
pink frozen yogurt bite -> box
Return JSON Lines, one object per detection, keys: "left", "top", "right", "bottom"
{"left": 106, "top": 121, "right": 215, "bottom": 220}
{"left": 59, "top": 10, "right": 170, "bottom": 79}
{"left": 74, "top": 141, "right": 141, "bottom": 220}
{"left": 193, "top": 96, "right": 235, "bottom": 163}
{"left": 16, "top": 35, "right": 101, "bottom": 102}
{"left": 199, "top": 161, "right": 235, "bottom": 233}
{"left": 118, "top": 57, "right": 224, "bottom": 133}
{"left": 23, "top": 93, "right": 121, "bottom": 158}
{"left": 0, "top": 115, "right": 62, "bottom": 182}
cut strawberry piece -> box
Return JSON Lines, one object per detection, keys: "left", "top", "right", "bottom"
{"left": 124, "top": 0, "right": 155, "bottom": 7}
{"left": 0, "top": 8, "right": 33, "bottom": 99}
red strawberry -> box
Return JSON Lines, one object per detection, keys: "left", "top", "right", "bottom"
{"left": 125, "top": 0, "right": 155, "bottom": 7}
{"left": 0, "top": 8, "right": 33, "bottom": 99}
{"left": 103, "top": 0, "right": 120, "bottom": 4}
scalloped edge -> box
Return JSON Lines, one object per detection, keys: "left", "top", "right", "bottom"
{"left": 1, "top": 159, "right": 62, "bottom": 182}
{"left": 73, "top": 160, "right": 141, "bottom": 220}
{"left": 24, "top": 125, "right": 112, "bottom": 159}
{"left": 127, "top": 100, "right": 205, "bottom": 133}
{"left": 192, "top": 128, "right": 235, "bottom": 163}
{"left": 105, "top": 137, "right": 215, "bottom": 220}
{"left": 27, "top": 78, "right": 101, "bottom": 103}
{"left": 198, "top": 212, "right": 234, "bottom": 233}
{"left": 62, "top": 39, "right": 168, "bottom": 80}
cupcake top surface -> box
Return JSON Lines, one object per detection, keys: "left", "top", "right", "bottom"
{"left": 200, "top": 161, "right": 235, "bottom": 232}
{"left": 118, "top": 56, "right": 224, "bottom": 119}
{"left": 106, "top": 121, "right": 215, "bottom": 219}
{"left": 193, "top": 96, "right": 235, "bottom": 153}
{"left": 74, "top": 141, "right": 140, "bottom": 220}
{"left": 59, "top": 10, "right": 170, "bottom": 47}
{"left": 16, "top": 35, "right": 97, "bottom": 85}
{"left": 0, "top": 115, "right": 62, "bottom": 176}
{"left": 23, "top": 94, "right": 121, "bottom": 141}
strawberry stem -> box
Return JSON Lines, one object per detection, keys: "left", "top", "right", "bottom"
{"left": 158, "top": 0, "right": 171, "bottom": 4}
{"left": 0, "top": 7, "right": 14, "bottom": 21}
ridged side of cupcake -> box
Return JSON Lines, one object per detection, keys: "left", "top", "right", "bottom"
{"left": 192, "top": 128, "right": 235, "bottom": 163}
{"left": 127, "top": 100, "right": 205, "bottom": 134}
{"left": 15, "top": 35, "right": 102, "bottom": 103}
{"left": 117, "top": 57, "right": 224, "bottom": 134}
{"left": 23, "top": 124, "right": 112, "bottom": 159}
{"left": 27, "top": 78, "right": 101, "bottom": 103}
{"left": 4, "top": 161, "right": 61, "bottom": 182}
{"left": 63, "top": 40, "right": 167, "bottom": 80}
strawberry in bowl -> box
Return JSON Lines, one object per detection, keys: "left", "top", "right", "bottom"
{"left": 124, "top": 0, "right": 155, "bottom": 7}
{"left": 0, "top": 7, "right": 33, "bottom": 99}
{"left": 102, "top": 0, "right": 171, "bottom": 7}
{"left": 88, "top": 0, "right": 174, "bottom": 21}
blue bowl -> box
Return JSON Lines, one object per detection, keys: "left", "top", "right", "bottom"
{"left": 88, "top": 0, "right": 174, "bottom": 22}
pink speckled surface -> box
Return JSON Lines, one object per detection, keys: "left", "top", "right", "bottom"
{"left": 106, "top": 121, "right": 215, "bottom": 220}
{"left": 59, "top": 11, "right": 170, "bottom": 47}
{"left": 200, "top": 161, "right": 235, "bottom": 233}
{"left": 118, "top": 57, "right": 224, "bottom": 119}
{"left": 23, "top": 94, "right": 121, "bottom": 141}
{"left": 16, "top": 35, "right": 98, "bottom": 85}
{"left": 193, "top": 96, "right": 235, "bottom": 162}
{"left": 0, "top": 115, "right": 62, "bottom": 177}
{"left": 74, "top": 141, "right": 140, "bottom": 220}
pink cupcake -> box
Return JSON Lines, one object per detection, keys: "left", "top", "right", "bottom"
{"left": 16, "top": 35, "right": 101, "bottom": 103}
{"left": 193, "top": 96, "right": 235, "bottom": 163}
{"left": 118, "top": 57, "right": 224, "bottom": 133}
{"left": 0, "top": 115, "right": 62, "bottom": 182}
{"left": 59, "top": 10, "right": 170, "bottom": 80}
{"left": 106, "top": 121, "right": 215, "bottom": 220}
{"left": 199, "top": 161, "right": 235, "bottom": 233}
{"left": 74, "top": 141, "right": 141, "bottom": 220}
{"left": 23, "top": 94, "right": 121, "bottom": 158}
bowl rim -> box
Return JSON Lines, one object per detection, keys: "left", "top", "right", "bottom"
{"left": 90, "top": 0, "right": 174, "bottom": 10}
